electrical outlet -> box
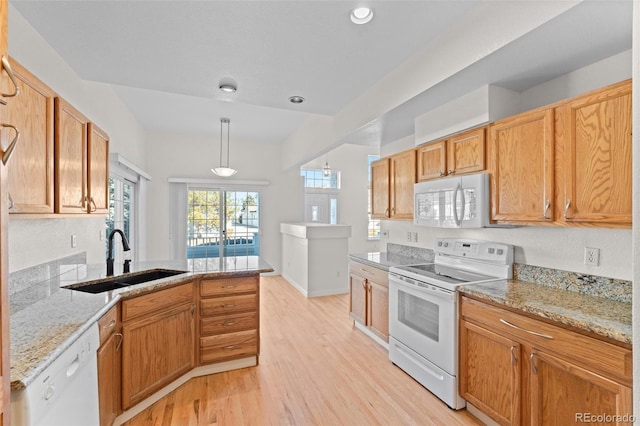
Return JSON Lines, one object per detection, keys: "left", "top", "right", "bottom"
{"left": 71, "top": 234, "right": 77, "bottom": 248}
{"left": 584, "top": 247, "right": 600, "bottom": 266}
{"left": 99, "top": 230, "right": 105, "bottom": 241}
{"left": 407, "top": 232, "right": 412, "bottom": 242}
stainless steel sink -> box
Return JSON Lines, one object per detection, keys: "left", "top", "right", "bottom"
{"left": 65, "top": 269, "right": 187, "bottom": 294}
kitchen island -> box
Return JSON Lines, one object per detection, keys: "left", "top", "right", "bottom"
{"left": 10, "top": 256, "right": 273, "bottom": 390}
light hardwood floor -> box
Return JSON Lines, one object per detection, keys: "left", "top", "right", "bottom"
{"left": 124, "top": 275, "right": 482, "bottom": 426}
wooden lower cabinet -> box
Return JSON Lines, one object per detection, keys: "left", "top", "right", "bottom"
{"left": 460, "top": 321, "right": 521, "bottom": 426}
{"left": 98, "top": 331, "right": 122, "bottom": 426}
{"left": 460, "top": 295, "right": 632, "bottom": 426}
{"left": 349, "top": 261, "right": 389, "bottom": 342}
{"left": 199, "top": 275, "right": 260, "bottom": 365}
{"left": 121, "top": 284, "right": 196, "bottom": 410}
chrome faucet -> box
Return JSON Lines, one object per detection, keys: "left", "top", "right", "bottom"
{"left": 107, "top": 229, "right": 131, "bottom": 276}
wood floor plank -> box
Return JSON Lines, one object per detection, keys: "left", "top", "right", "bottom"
{"left": 123, "top": 275, "right": 481, "bottom": 426}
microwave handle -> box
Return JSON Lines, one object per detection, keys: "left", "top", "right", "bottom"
{"left": 453, "top": 183, "right": 462, "bottom": 227}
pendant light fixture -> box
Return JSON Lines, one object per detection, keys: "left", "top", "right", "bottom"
{"left": 212, "top": 117, "right": 238, "bottom": 177}
{"left": 323, "top": 154, "right": 331, "bottom": 177}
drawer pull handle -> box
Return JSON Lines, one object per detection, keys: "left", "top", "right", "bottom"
{"left": 543, "top": 199, "right": 550, "bottom": 219}
{"left": 499, "top": 319, "right": 554, "bottom": 340}
{"left": 359, "top": 268, "right": 374, "bottom": 275}
{"left": 221, "top": 285, "right": 236, "bottom": 289}
{"left": 510, "top": 346, "right": 517, "bottom": 365}
{"left": 564, "top": 198, "right": 571, "bottom": 219}
{"left": 115, "top": 333, "right": 123, "bottom": 352}
{"left": 223, "top": 345, "right": 239, "bottom": 350}
{"left": 530, "top": 352, "right": 538, "bottom": 375}
{"left": 223, "top": 321, "right": 237, "bottom": 326}
{"left": 1, "top": 123, "right": 20, "bottom": 165}
{"left": 221, "top": 304, "right": 236, "bottom": 308}
{"left": 103, "top": 319, "right": 116, "bottom": 330}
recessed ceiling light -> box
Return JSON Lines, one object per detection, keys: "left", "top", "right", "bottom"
{"left": 350, "top": 7, "right": 373, "bottom": 25}
{"left": 219, "top": 83, "right": 237, "bottom": 93}
{"left": 289, "top": 96, "right": 305, "bottom": 104}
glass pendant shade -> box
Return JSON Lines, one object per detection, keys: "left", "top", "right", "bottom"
{"left": 212, "top": 118, "right": 238, "bottom": 177}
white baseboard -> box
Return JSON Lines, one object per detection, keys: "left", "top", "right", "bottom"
{"left": 353, "top": 321, "right": 389, "bottom": 350}
{"left": 114, "top": 357, "right": 257, "bottom": 425}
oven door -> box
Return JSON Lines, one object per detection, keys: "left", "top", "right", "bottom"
{"left": 389, "top": 274, "right": 457, "bottom": 375}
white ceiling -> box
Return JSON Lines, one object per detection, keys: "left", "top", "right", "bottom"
{"left": 10, "top": 0, "right": 633, "bottom": 146}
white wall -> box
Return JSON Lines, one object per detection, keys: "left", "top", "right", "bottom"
{"left": 6, "top": 5, "right": 148, "bottom": 273}
{"left": 302, "top": 143, "right": 380, "bottom": 254}
{"left": 382, "top": 51, "right": 633, "bottom": 281}
{"left": 144, "top": 131, "right": 302, "bottom": 274}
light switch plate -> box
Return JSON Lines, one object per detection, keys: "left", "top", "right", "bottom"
{"left": 71, "top": 234, "right": 77, "bottom": 248}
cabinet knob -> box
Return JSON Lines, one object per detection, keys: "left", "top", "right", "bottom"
{"left": 0, "top": 123, "right": 20, "bottom": 165}
{"left": 564, "top": 199, "right": 572, "bottom": 219}
{"left": 530, "top": 352, "right": 538, "bottom": 375}
{"left": 510, "top": 346, "right": 517, "bottom": 365}
{"left": 115, "top": 333, "right": 123, "bottom": 352}
{"left": 448, "top": 169, "right": 455, "bottom": 175}
{"left": 439, "top": 171, "right": 445, "bottom": 177}
{"left": 543, "top": 199, "right": 551, "bottom": 219}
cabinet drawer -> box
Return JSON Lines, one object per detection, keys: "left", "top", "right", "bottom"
{"left": 349, "top": 262, "right": 388, "bottom": 286}
{"left": 200, "top": 276, "right": 258, "bottom": 297}
{"left": 98, "top": 304, "right": 118, "bottom": 345}
{"left": 201, "top": 311, "right": 258, "bottom": 336}
{"left": 200, "top": 294, "right": 257, "bottom": 316}
{"left": 122, "top": 282, "right": 194, "bottom": 322}
{"left": 200, "top": 330, "right": 257, "bottom": 364}
{"left": 460, "top": 296, "right": 632, "bottom": 386}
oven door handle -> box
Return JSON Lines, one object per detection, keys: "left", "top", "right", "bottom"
{"left": 389, "top": 276, "right": 456, "bottom": 302}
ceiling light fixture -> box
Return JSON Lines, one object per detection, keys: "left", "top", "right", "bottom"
{"left": 219, "top": 83, "right": 237, "bottom": 93}
{"left": 350, "top": 7, "right": 374, "bottom": 25}
{"left": 289, "top": 95, "right": 305, "bottom": 104}
{"left": 323, "top": 155, "right": 331, "bottom": 177}
{"left": 212, "top": 118, "right": 238, "bottom": 177}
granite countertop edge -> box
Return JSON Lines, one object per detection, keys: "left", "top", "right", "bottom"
{"left": 459, "top": 281, "right": 631, "bottom": 345}
{"left": 11, "top": 259, "right": 274, "bottom": 390}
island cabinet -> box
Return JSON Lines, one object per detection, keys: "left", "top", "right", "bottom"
{"left": 54, "top": 97, "right": 109, "bottom": 214}
{"left": 97, "top": 305, "right": 122, "bottom": 426}
{"left": 349, "top": 261, "right": 389, "bottom": 342}
{"left": 555, "top": 79, "right": 632, "bottom": 227}
{"left": 459, "top": 295, "right": 632, "bottom": 426}
{"left": 120, "top": 282, "right": 196, "bottom": 410}
{"left": 3, "top": 58, "right": 55, "bottom": 214}
{"left": 417, "top": 126, "right": 486, "bottom": 181}
{"left": 199, "top": 275, "right": 259, "bottom": 364}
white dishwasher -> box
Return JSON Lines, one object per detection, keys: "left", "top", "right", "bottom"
{"left": 11, "top": 323, "right": 100, "bottom": 426}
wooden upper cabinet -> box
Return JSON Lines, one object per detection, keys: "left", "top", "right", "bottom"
{"left": 417, "top": 139, "right": 446, "bottom": 181}
{"left": 4, "top": 59, "right": 55, "bottom": 213}
{"left": 87, "top": 123, "right": 109, "bottom": 213}
{"left": 55, "top": 98, "right": 87, "bottom": 213}
{"left": 389, "top": 149, "right": 415, "bottom": 219}
{"left": 556, "top": 79, "right": 632, "bottom": 227}
{"left": 489, "top": 108, "right": 555, "bottom": 224}
{"left": 370, "top": 158, "right": 390, "bottom": 219}
{"left": 447, "top": 126, "right": 485, "bottom": 176}
{"left": 54, "top": 97, "right": 109, "bottom": 214}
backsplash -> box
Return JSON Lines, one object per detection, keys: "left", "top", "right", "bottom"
{"left": 387, "top": 243, "right": 434, "bottom": 263}
{"left": 514, "top": 264, "right": 631, "bottom": 304}
{"left": 9, "top": 253, "right": 87, "bottom": 314}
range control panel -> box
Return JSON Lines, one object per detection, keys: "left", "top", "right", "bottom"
{"left": 435, "top": 238, "right": 514, "bottom": 264}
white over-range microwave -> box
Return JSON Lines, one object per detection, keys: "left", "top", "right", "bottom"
{"left": 414, "top": 172, "right": 491, "bottom": 228}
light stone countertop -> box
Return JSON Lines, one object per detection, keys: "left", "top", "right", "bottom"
{"left": 348, "top": 251, "right": 433, "bottom": 271}
{"left": 458, "top": 280, "right": 631, "bottom": 345}
{"left": 10, "top": 256, "right": 273, "bottom": 390}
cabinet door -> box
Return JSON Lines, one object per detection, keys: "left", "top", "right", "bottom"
{"left": 558, "top": 80, "right": 632, "bottom": 226}
{"left": 97, "top": 331, "right": 122, "bottom": 426}
{"left": 4, "top": 59, "right": 54, "bottom": 213}
{"left": 121, "top": 303, "right": 195, "bottom": 409}
{"left": 349, "top": 273, "right": 367, "bottom": 325}
{"left": 490, "top": 108, "right": 554, "bottom": 223}
{"left": 55, "top": 97, "right": 88, "bottom": 213}
{"left": 416, "top": 140, "right": 446, "bottom": 181}
{"left": 367, "top": 280, "right": 388, "bottom": 342}
{"left": 447, "top": 127, "right": 485, "bottom": 176}
{"left": 370, "top": 158, "right": 390, "bottom": 219}
{"left": 460, "top": 320, "right": 521, "bottom": 426}
{"left": 87, "top": 123, "right": 109, "bottom": 213}
{"left": 529, "top": 350, "right": 632, "bottom": 425}
{"left": 389, "top": 149, "right": 415, "bottom": 219}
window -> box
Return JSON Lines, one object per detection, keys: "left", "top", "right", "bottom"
{"left": 301, "top": 168, "right": 340, "bottom": 224}
{"left": 106, "top": 176, "right": 135, "bottom": 262}
{"left": 186, "top": 188, "right": 260, "bottom": 259}
{"left": 368, "top": 155, "right": 380, "bottom": 239}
